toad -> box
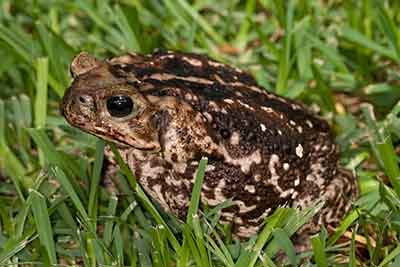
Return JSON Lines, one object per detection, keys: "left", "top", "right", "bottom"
{"left": 62, "top": 51, "right": 357, "bottom": 238}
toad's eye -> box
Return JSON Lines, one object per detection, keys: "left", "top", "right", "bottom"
{"left": 106, "top": 95, "right": 134, "bottom": 117}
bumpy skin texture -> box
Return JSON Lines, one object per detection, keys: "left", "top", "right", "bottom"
{"left": 62, "top": 51, "right": 357, "bottom": 238}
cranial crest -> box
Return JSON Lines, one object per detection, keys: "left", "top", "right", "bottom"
{"left": 70, "top": 52, "right": 104, "bottom": 77}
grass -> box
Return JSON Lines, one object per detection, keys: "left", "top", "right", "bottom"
{"left": 1, "top": 0, "right": 400, "bottom": 266}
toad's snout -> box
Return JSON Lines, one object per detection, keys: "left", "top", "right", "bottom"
{"left": 61, "top": 87, "right": 97, "bottom": 126}
{"left": 74, "top": 94, "right": 97, "bottom": 114}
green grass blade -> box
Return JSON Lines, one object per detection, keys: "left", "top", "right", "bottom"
{"left": 328, "top": 209, "right": 359, "bottom": 246}
{"left": 235, "top": 0, "right": 256, "bottom": 49}
{"left": 0, "top": 24, "right": 33, "bottom": 62}
{"left": 113, "top": 5, "right": 141, "bottom": 52}
{"left": 276, "top": 0, "right": 294, "bottom": 95}
{"left": 272, "top": 229, "right": 297, "bottom": 266}
{"left": 340, "top": 26, "right": 399, "bottom": 63}
{"left": 312, "top": 64, "right": 335, "bottom": 112}
{"left": 379, "top": 244, "right": 400, "bottom": 267}
{"left": 50, "top": 166, "right": 90, "bottom": 224}
{"left": 374, "top": 3, "right": 400, "bottom": 61}
{"left": 0, "top": 229, "right": 37, "bottom": 264}
{"left": 237, "top": 208, "right": 288, "bottom": 267}
{"left": 311, "top": 234, "right": 328, "bottom": 267}
{"left": 35, "top": 22, "right": 70, "bottom": 89}
{"left": 349, "top": 225, "right": 357, "bottom": 267}
{"left": 31, "top": 189, "right": 57, "bottom": 265}
{"left": 104, "top": 193, "right": 118, "bottom": 247}
{"left": 307, "top": 34, "right": 349, "bottom": 74}
{"left": 175, "top": 0, "right": 225, "bottom": 45}
{"left": 0, "top": 100, "right": 29, "bottom": 192}
{"left": 88, "top": 139, "right": 105, "bottom": 227}
{"left": 113, "top": 225, "right": 124, "bottom": 266}
{"left": 375, "top": 136, "right": 400, "bottom": 196}
{"left": 186, "top": 157, "right": 207, "bottom": 226}
{"left": 34, "top": 57, "right": 49, "bottom": 165}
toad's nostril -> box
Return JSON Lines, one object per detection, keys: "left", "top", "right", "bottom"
{"left": 77, "top": 94, "right": 93, "bottom": 105}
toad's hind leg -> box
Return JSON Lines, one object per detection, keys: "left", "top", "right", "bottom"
{"left": 319, "top": 168, "right": 358, "bottom": 226}
{"left": 293, "top": 168, "right": 358, "bottom": 252}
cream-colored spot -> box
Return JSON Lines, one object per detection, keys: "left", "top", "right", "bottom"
{"left": 224, "top": 99, "right": 235, "bottom": 104}
{"left": 182, "top": 56, "right": 202, "bottom": 66}
{"left": 296, "top": 144, "right": 304, "bottom": 158}
{"left": 205, "top": 165, "right": 216, "bottom": 172}
{"left": 175, "top": 194, "right": 189, "bottom": 207}
{"left": 174, "top": 162, "right": 187, "bottom": 174}
{"left": 233, "top": 67, "right": 243, "bottom": 73}
{"left": 283, "top": 163, "right": 290, "bottom": 171}
{"left": 291, "top": 104, "right": 301, "bottom": 110}
{"left": 235, "top": 91, "right": 243, "bottom": 97}
{"left": 185, "top": 93, "right": 192, "bottom": 101}
{"left": 202, "top": 179, "right": 226, "bottom": 206}
{"left": 294, "top": 178, "right": 300, "bottom": 186}
{"left": 208, "top": 101, "right": 220, "bottom": 112}
{"left": 146, "top": 73, "right": 213, "bottom": 85}
{"left": 236, "top": 200, "right": 257, "bottom": 213}
{"left": 308, "top": 163, "right": 326, "bottom": 187}
{"left": 254, "top": 174, "right": 262, "bottom": 182}
{"left": 269, "top": 155, "right": 280, "bottom": 183}
{"left": 230, "top": 131, "right": 240, "bottom": 145}
{"left": 279, "top": 188, "right": 295, "bottom": 198}
{"left": 219, "top": 147, "right": 262, "bottom": 173}
{"left": 289, "top": 120, "right": 296, "bottom": 126}
{"left": 237, "top": 225, "right": 259, "bottom": 238}
{"left": 159, "top": 54, "right": 175, "bottom": 59}
{"left": 260, "top": 123, "right": 266, "bottom": 132}
{"left": 237, "top": 100, "right": 254, "bottom": 110}
{"left": 306, "top": 120, "right": 313, "bottom": 128}
{"left": 220, "top": 211, "right": 235, "bottom": 221}
{"left": 214, "top": 75, "right": 225, "bottom": 84}
{"left": 244, "top": 184, "right": 256, "bottom": 193}
{"left": 261, "top": 106, "right": 274, "bottom": 112}
{"left": 297, "top": 126, "right": 303, "bottom": 133}
{"left": 203, "top": 112, "right": 213, "bottom": 122}
{"left": 195, "top": 113, "right": 205, "bottom": 123}
{"left": 141, "top": 161, "right": 165, "bottom": 180}
{"left": 249, "top": 86, "right": 264, "bottom": 94}
{"left": 277, "top": 129, "right": 283, "bottom": 135}
{"left": 234, "top": 217, "right": 243, "bottom": 224}
{"left": 208, "top": 61, "right": 225, "bottom": 67}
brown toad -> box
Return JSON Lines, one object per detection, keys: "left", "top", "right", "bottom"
{"left": 62, "top": 51, "right": 357, "bottom": 238}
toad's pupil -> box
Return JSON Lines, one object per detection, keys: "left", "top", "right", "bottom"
{"left": 106, "top": 95, "right": 134, "bottom": 117}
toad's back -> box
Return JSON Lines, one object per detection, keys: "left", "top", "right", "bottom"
{"left": 62, "top": 51, "right": 357, "bottom": 238}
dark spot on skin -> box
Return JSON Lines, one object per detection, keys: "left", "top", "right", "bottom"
{"left": 78, "top": 96, "right": 86, "bottom": 103}
{"left": 171, "top": 153, "right": 178, "bottom": 162}
{"left": 150, "top": 110, "right": 172, "bottom": 132}
{"left": 150, "top": 112, "right": 162, "bottom": 130}
{"left": 219, "top": 128, "right": 230, "bottom": 139}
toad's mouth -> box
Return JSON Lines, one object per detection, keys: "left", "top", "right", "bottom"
{"left": 84, "top": 125, "right": 162, "bottom": 152}
{"left": 62, "top": 106, "right": 161, "bottom": 152}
